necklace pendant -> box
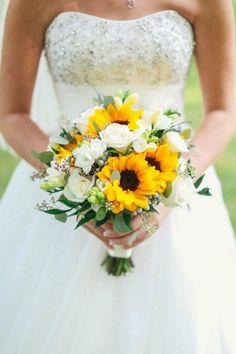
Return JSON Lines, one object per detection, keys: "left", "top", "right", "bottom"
{"left": 127, "top": 0, "right": 136, "bottom": 9}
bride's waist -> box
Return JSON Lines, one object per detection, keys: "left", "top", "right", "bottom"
{"left": 54, "top": 82, "right": 186, "bottom": 120}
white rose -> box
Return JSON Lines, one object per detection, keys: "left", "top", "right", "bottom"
{"left": 165, "top": 131, "right": 188, "bottom": 153}
{"left": 64, "top": 170, "right": 94, "bottom": 203}
{"left": 161, "top": 176, "right": 195, "bottom": 207}
{"left": 72, "top": 106, "right": 101, "bottom": 134}
{"left": 133, "top": 137, "right": 148, "bottom": 153}
{"left": 100, "top": 123, "right": 135, "bottom": 153}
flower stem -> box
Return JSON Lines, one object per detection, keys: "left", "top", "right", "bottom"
{"left": 101, "top": 253, "right": 135, "bottom": 276}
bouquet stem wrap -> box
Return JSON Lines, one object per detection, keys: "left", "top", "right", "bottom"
{"left": 101, "top": 245, "right": 135, "bottom": 276}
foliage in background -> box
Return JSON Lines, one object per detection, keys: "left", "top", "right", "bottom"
{"left": 0, "top": 3, "right": 236, "bottom": 231}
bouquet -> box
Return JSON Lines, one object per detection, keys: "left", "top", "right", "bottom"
{"left": 31, "top": 89, "right": 211, "bottom": 276}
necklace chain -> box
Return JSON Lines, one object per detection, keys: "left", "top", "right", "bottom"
{"left": 127, "top": 0, "right": 136, "bottom": 9}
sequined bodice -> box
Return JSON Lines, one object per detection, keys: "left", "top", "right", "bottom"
{"left": 44, "top": 10, "right": 195, "bottom": 86}
{"left": 42, "top": 10, "right": 196, "bottom": 128}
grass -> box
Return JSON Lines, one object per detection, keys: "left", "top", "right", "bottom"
{"left": 0, "top": 4, "right": 236, "bottom": 231}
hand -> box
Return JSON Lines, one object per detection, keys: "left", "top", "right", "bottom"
{"left": 102, "top": 203, "right": 172, "bottom": 250}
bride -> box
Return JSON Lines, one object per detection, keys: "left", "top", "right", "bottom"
{"left": 0, "top": 0, "right": 236, "bottom": 353}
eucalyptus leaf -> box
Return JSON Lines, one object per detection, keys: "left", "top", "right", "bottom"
{"left": 95, "top": 211, "right": 112, "bottom": 227}
{"left": 113, "top": 213, "right": 132, "bottom": 234}
{"left": 103, "top": 96, "right": 115, "bottom": 108}
{"left": 32, "top": 150, "right": 54, "bottom": 164}
{"left": 96, "top": 207, "right": 107, "bottom": 221}
{"left": 55, "top": 213, "right": 68, "bottom": 223}
{"left": 163, "top": 182, "right": 173, "bottom": 198}
{"left": 123, "top": 212, "right": 132, "bottom": 229}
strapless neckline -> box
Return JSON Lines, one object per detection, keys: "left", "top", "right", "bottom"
{"left": 45, "top": 9, "right": 194, "bottom": 36}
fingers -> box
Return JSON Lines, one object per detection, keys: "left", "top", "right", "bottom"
{"left": 82, "top": 223, "right": 114, "bottom": 250}
{"left": 102, "top": 214, "right": 143, "bottom": 238}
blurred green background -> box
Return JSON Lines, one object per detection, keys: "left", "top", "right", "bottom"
{"left": 0, "top": 3, "right": 236, "bottom": 231}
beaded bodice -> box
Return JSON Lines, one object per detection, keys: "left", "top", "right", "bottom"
{"left": 44, "top": 10, "right": 195, "bottom": 87}
{"left": 42, "top": 10, "right": 196, "bottom": 125}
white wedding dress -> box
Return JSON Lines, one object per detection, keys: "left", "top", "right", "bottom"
{"left": 1, "top": 10, "right": 236, "bottom": 354}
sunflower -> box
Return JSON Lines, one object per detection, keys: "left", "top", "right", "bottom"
{"left": 86, "top": 109, "right": 110, "bottom": 137}
{"left": 85, "top": 101, "right": 144, "bottom": 137}
{"left": 64, "top": 133, "right": 83, "bottom": 151}
{"left": 97, "top": 153, "right": 158, "bottom": 213}
{"left": 55, "top": 146, "right": 72, "bottom": 162}
{"left": 106, "top": 101, "right": 144, "bottom": 130}
{"left": 144, "top": 144, "right": 178, "bottom": 193}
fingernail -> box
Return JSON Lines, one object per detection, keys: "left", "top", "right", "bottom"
{"left": 103, "top": 231, "right": 112, "bottom": 237}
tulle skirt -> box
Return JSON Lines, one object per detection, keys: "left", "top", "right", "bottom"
{"left": 0, "top": 159, "right": 236, "bottom": 354}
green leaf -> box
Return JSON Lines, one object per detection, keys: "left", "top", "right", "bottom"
{"left": 96, "top": 207, "right": 107, "bottom": 221}
{"left": 163, "top": 181, "right": 173, "bottom": 198}
{"left": 95, "top": 211, "right": 112, "bottom": 227}
{"left": 103, "top": 96, "right": 115, "bottom": 108}
{"left": 198, "top": 188, "right": 212, "bottom": 196}
{"left": 77, "top": 201, "right": 91, "bottom": 214}
{"left": 55, "top": 213, "right": 68, "bottom": 223}
{"left": 58, "top": 194, "right": 79, "bottom": 208}
{"left": 164, "top": 109, "right": 181, "bottom": 117}
{"left": 194, "top": 174, "right": 205, "bottom": 189}
{"left": 74, "top": 209, "right": 96, "bottom": 229}
{"left": 113, "top": 213, "right": 133, "bottom": 234}
{"left": 123, "top": 212, "right": 132, "bottom": 229}
{"left": 149, "top": 204, "right": 159, "bottom": 214}
{"left": 153, "top": 129, "right": 165, "bottom": 138}
{"left": 43, "top": 208, "right": 71, "bottom": 215}
{"left": 32, "top": 150, "right": 54, "bottom": 164}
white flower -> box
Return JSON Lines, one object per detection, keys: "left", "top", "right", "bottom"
{"left": 99, "top": 123, "right": 135, "bottom": 153}
{"left": 73, "top": 139, "right": 106, "bottom": 174}
{"left": 147, "top": 142, "right": 157, "bottom": 150}
{"left": 124, "top": 92, "right": 139, "bottom": 105}
{"left": 137, "top": 108, "right": 171, "bottom": 132}
{"left": 73, "top": 145, "right": 95, "bottom": 174}
{"left": 161, "top": 176, "right": 195, "bottom": 207}
{"left": 49, "top": 135, "right": 69, "bottom": 145}
{"left": 133, "top": 137, "right": 148, "bottom": 153}
{"left": 165, "top": 131, "right": 188, "bottom": 153}
{"left": 155, "top": 114, "right": 172, "bottom": 130}
{"left": 72, "top": 106, "right": 101, "bottom": 134}
{"left": 90, "top": 139, "right": 107, "bottom": 159}
{"left": 114, "top": 96, "right": 123, "bottom": 109}
{"left": 64, "top": 170, "right": 95, "bottom": 203}
{"left": 41, "top": 167, "right": 66, "bottom": 190}
{"left": 177, "top": 157, "right": 188, "bottom": 174}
